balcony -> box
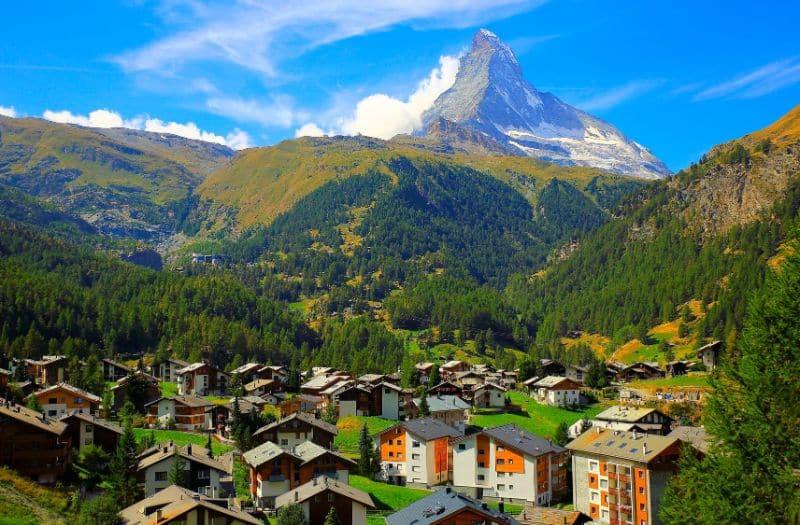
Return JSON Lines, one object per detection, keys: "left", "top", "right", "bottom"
{"left": 268, "top": 473, "right": 286, "bottom": 482}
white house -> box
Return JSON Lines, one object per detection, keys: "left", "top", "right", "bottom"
{"left": 136, "top": 442, "right": 229, "bottom": 497}
{"left": 532, "top": 376, "right": 582, "bottom": 407}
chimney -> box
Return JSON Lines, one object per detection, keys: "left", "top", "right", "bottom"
{"left": 294, "top": 491, "right": 298, "bottom": 502}
{"left": 643, "top": 442, "right": 648, "bottom": 455}
{"left": 187, "top": 443, "right": 192, "bottom": 455}
{"left": 156, "top": 509, "right": 163, "bottom": 522}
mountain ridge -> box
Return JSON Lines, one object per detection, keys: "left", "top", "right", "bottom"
{"left": 420, "top": 29, "right": 671, "bottom": 179}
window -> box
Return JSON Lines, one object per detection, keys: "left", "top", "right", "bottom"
{"left": 600, "top": 479, "right": 608, "bottom": 489}
{"left": 412, "top": 441, "right": 420, "bottom": 448}
{"left": 280, "top": 439, "right": 288, "bottom": 446}
{"left": 295, "top": 432, "right": 300, "bottom": 439}
{"left": 48, "top": 410, "right": 57, "bottom": 417}
{"left": 590, "top": 491, "right": 599, "bottom": 502}
{"left": 397, "top": 453, "right": 403, "bottom": 459}
{"left": 478, "top": 462, "right": 485, "bottom": 468}
{"left": 85, "top": 424, "right": 93, "bottom": 432}
{"left": 328, "top": 493, "right": 335, "bottom": 502}
{"left": 389, "top": 439, "right": 393, "bottom": 445}
{"left": 397, "top": 439, "right": 402, "bottom": 445}
{"left": 639, "top": 487, "right": 645, "bottom": 494}
{"left": 508, "top": 459, "right": 514, "bottom": 465}
{"left": 411, "top": 466, "right": 420, "bottom": 472}
{"left": 509, "top": 485, "right": 514, "bottom": 490}
{"left": 458, "top": 444, "right": 466, "bottom": 451}
{"left": 198, "top": 470, "right": 210, "bottom": 480}
{"left": 75, "top": 397, "right": 83, "bottom": 404}
{"left": 48, "top": 398, "right": 57, "bottom": 404}
{"left": 497, "top": 472, "right": 504, "bottom": 478}
{"left": 477, "top": 474, "right": 485, "bottom": 481}
{"left": 497, "top": 459, "right": 505, "bottom": 465}
{"left": 496, "top": 484, "right": 505, "bottom": 491}
{"left": 412, "top": 454, "right": 420, "bottom": 460}
{"left": 389, "top": 452, "right": 394, "bottom": 457}
{"left": 640, "top": 503, "right": 646, "bottom": 511}
{"left": 601, "top": 510, "right": 609, "bottom": 520}
{"left": 497, "top": 446, "right": 505, "bottom": 452}
{"left": 638, "top": 470, "right": 645, "bottom": 479}
{"left": 589, "top": 460, "right": 599, "bottom": 472}
{"left": 155, "top": 471, "right": 167, "bottom": 481}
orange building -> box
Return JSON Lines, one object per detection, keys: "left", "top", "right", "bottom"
{"left": 242, "top": 440, "right": 356, "bottom": 509}
{"left": 567, "top": 428, "right": 681, "bottom": 525}
{"left": 30, "top": 383, "right": 101, "bottom": 418}
{"left": 375, "top": 417, "right": 461, "bottom": 487}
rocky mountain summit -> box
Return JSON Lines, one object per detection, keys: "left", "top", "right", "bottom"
{"left": 420, "top": 29, "right": 671, "bottom": 179}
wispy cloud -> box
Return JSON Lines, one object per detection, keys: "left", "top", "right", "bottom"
{"left": 506, "top": 34, "right": 559, "bottom": 56}
{"left": 206, "top": 95, "right": 308, "bottom": 128}
{"left": 694, "top": 57, "right": 800, "bottom": 101}
{"left": 0, "top": 105, "right": 16, "bottom": 118}
{"left": 41, "top": 107, "right": 252, "bottom": 149}
{"left": 115, "top": 0, "right": 544, "bottom": 79}
{"left": 296, "top": 54, "right": 460, "bottom": 140}
{"left": 575, "top": 80, "right": 663, "bottom": 112}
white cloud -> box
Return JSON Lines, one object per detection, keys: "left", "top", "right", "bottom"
{"left": 206, "top": 95, "right": 307, "bottom": 128}
{"left": 294, "top": 123, "right": 325, "bottom": 138}
{"left": 334, "top": 54, "right": 460, "bottom": 140}
{"left": 0, "top": 105, "right": 17, "bottom": 117}
{"left": 116, "top": 0, "right": 544, "bottom": 79}
{"left": 40, "top": 107, "right": 252, "bottom": 149}
{"left": 575, "top": 80, "right": 663, "bottom": 112}
{"left": 695, "top": 57, "right": 800, "bottom": 101}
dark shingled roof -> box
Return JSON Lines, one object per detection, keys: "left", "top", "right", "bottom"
{"left": 379, "top": 417, "right": 461, "bottom": 441}
{"left": 253, "top": 411, "right": 338, "bottom": 438}
{"left": 386, "top": 488, "right": 520, "bottom": 525}
{"left": 477, "top": 424, "right": 565, "bottom": 457}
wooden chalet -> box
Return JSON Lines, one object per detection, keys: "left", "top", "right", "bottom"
{"left": 30, "top": 382, "right": 102, "bottom": 418}
{"left": 110, "top": 371, "right": 161, "bottom": 412}
{"left": 60, "top": 411, "right": 123, "bottom": 453}
{"left": 0, "top": 397, "right": 71, "bottom": 483}
{"left": 280, "top": 394, "right": 326, "bottom": 418}
{"left": 176, "top": 362, "right": 228, "bottom": 396}
{"left": 154, "top": 357, "right": 190, "bottom": 383}
{"left": 24, "top": 355, "right": 67, "bottom": 386}
{"left": 252, "top": 412, "right": 338, "bottom": 449}
{"left": 145, "top": 395, "right": 214, "bottom": 431}
{"left": 697, "top": 340, "right": 722, "bottom": 371}
{"left": 101, "top": 358, "right": 132, "bottom": 382}
{"left": 276, "top": 476, "right": 374, "bottom": 525}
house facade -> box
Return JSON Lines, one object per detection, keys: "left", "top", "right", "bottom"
{"left": 567, "top": 428, "right": 681, "bottom": 525}
{"left": 145, "top": 395, "right": 214, "bottom": 431}
{"left": 452, "top": 424, "right": 568, "bottom": 505}
{"left": 275, "top": 476, "right": 374, "bottom": 525}
{"left": 155, "top": 358, "right": 190, "bottom": 383}
{"left": 30, "top": 383, "right": 102, "bottom": 418}
{"left": 532, "top": 376, "right": 582, "bottom": 407}
{"left": 137, "top": 442, "right": 230, "bottom": 497}
{"left": 176, "top": 362, "right": 228, "bottom": 396}
{"left": 59, "top": 412, "right": 122, "bottom": 453}
{"left": 472, "top": 382, "right": 507, "bottom": 408}
{"left": 375, "top": 418, "right": 460, "bottom": 487}
{"left": 252, "top": 412, "right": 338, "bottom": 449}
{"left": 594, "top": 406, "right": 673, "bottom": 436}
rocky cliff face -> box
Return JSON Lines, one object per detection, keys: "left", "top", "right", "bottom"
{"left": 420, "top": 29, "right": 671, "bottom": 179}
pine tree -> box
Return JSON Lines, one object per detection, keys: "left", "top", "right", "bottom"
{"left": 418, "top": 396, "right": 430, "bottom": 417}
{"left": 323, "top": 507, "right": 342, "bottom": 525}
{"left": 109, "top": 423, "right": 141, "bottom": 506}
{"left": 428, "top": 365, "right": 440, "bottom": 387}
{"left": 322, "top": 401, "right": 338, "bottom": 425}
{"left": 167, "top": 450, "right": 188, "bottom": 487}
{"left": 660, "top": 247, "right": 800, "bottom": 524}
{"left": 357, "top": 423, "right": 372, "bottom": 474}
{"left": 554, "top": 421, "right": 570, "bottom": 446}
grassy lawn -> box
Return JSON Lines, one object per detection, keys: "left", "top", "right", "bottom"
{"left": 350, "top": 475, "right": 430, "bottom": 511}
{"left": 0, "top": 468, "right": 69, "bottom": 525}
{"left": 159, "top": 381, "right": 178, "bottom": 397}
{"left": 132, "top": 428, "right": 233, "bottom": 456}
{"left": 628, "top": 374, "right": 710, "bottom": 390}
{"left": 470, "top": 391, "right": 605, "bottom": 440}
{"left": 335, "top": 416, "right": 396, "bottom": 455}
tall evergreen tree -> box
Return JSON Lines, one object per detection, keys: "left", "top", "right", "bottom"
{"left": 660, "top": 246, "right": 800, "bottom": 524}
{"left": 323, "top": 507, "right": 342, "bottom": 525}
{"left": 167, "top": 450, "right": 188, "bottom": 487}
{"left": 428, "top": 365, "right": 440, "bottom": 387}
{"left": 418, "top": 396, "right": 430, "bottom": 417}
{"left": 109, "top": 423, "right": 140, "bottom": 507}
{"left": 357, "top": 423, "right": 372, "bottom": 474}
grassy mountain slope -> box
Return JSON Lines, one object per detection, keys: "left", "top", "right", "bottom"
{"left": 0, "top": 116, "right": 233, "bottom": 241}
{"left": 197, "top": 135, "right": 643, "bottom": 232}
{"left": 510, "top": 105, "right": 800, "bottom": 349}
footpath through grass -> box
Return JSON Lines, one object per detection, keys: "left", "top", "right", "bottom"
{"left": 470, "top": 391, "right": 604, "bottom": 440}
{"left": 132, "top": 428, "right": 233, "bottom": 456}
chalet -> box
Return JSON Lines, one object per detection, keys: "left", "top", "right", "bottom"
{"left": 440, "top": 360, "right": 469, "bottom": 379}
{"left": 311, "top": 366, "right": 335, "bottom": 377}
{"left": 665, "top": 360, "right": 693, "bottom": 377}
{"left": 373, "top": 381, "right": 402, "bottom": 420}
{"left": 532, "top": 377, "right": 583, "bottom": 407}
{"left": 24, "top": 355, "right": 67, "bottom": 386}
{"left": 101, "top": 358, "right": 132, "bottom": 382}
{"left": 522, "top": 376, "right": 540, "bottom": 395}
{"left": 385, "top": 372, "right": 402, "bottom": 385}
{"left": 145, "top": 395, "right": 214, "bottom": 431}
{"left": 110, "top": 371, "right": 161, "bottom": 412}
{"left": 415, "top": 362, "right": 436, "bottom": 384}
{"left": 275, "top": 476, "right": 374, "bottom": 525}
{"left": 176, "top": 362, "right": 228, "bottom": 396}
{"left": 452, "top": 424, "right": 569, "bottom": 505}
{"left": 252, "top": 412, "right": 338, "bottom": 449}
{"left": 243, "top": 378, "right": 276, "bottom": 397}
{"left": 119, "top": 484, "right": 261, "bottom": 525}
{"left": 243, "top": 440, "right": 356, "bottom": 508}
{"left": 593, "top": 406, "right": 673, "bottom": 436}
{"left": 426, "top": 380, "right": 464, "bottom": 398}
{"left": 566, "top": 364, "right": 588, "bottom": 384}
{"left": 567, "top": 428, "right": 681, "bottom": 525}
{"left": 280, "top": 394, "right": 326, "bottom": 418}
{"left": 375, "top": 417, "right": 461, "bottom": 487}
{"left": 300, "top": 374, "right": 346, "bottom": 397}
{"left": 318, "top": 379, "right": 353, "bottom": 406}
{"left": 499, "top": 369, "right": 519, "bottom": 390}
{"left": 136, "top": 442, "right": 230, "bottom": 497}
{"left": 229, "top": 362, "right": 263, "bottom": 384}
{"left": 411, "top": 395, "right": 470, "bottom": 434}
{"left": 541, "top": 359, "right": 566, "bottom": 377}
{"left": 337, "top": 384, "right": 372, "bottom": 418}
{"left": 257, "top": 365, "right": 287, "bottom": 384}
{"left": 154, "top": 357, "right": 190, "bottom": 383}
{"left": 386, "top": 487, "right": 520, "bottom": 525}
{"left": 0, "top": 398, "right": 70, "bottom": 483}
{"left": 60, "top": 412, "right": 123, "bottom": 453}
{"left": 615, "top": 362, "right": 666, "bottom": 382}
{"left": 697, "top": 340, "right": 722, "bottom": 371}
{"left": 453, "top": 370, "right": 485, "bottom": 390}
{"left": 30, "top": 383, "right": 101, "bottom": 418}
{"left": 472, "top": 382, "right": 507, "bottom": 408}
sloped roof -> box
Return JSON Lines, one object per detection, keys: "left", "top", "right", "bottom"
{"left": 474, "top": 382, "right": 507, "bottom": 393}
{"left": 144, "top": 395, "right": 214, "bottom": 409}
{"left": 293, "top": 440, "right": 356, "bottom": 466}
{"left": 415, "top": 395, "right": 470, "bottom": 413}
{"left": 533, "top": 376, "right": 576, "bottom": 389}
{"left": 60, "top": 412, "right": 123, "bottom": 435}
{"left": 379, "top": 417, "right": 461, "bottom": 442}
{"left": 566, "top": 428, "right": 679, "bottom": 464}
{"left": 386, "top": 487, "right": 519, "bottom": 525}
{"left": 242, "top": 441, "right": 289, "bottom": 468}
{"left": 477, "top": 424, "right": 564, "bottom": 457}
{"left": 275, "top": 476, "right": 374, "bottom": 509}
{"left": 0, "top": 398, "right": 67, "bottom": 435}
{"left": 119, "top": 484, "right": 261, "bottom": 525}
{"left": 32, "top": 382, "right": 102, "bottom": 403}
{"left": 669, "top": 426, "right": 712, "bottom": 454}
{"left": 253, "top": 411, "right": 338, "bottom": 438}
{"left": 230, "top": 362, "right": 262, "bottom": 375}
{"left": 137, "top": 442, "right": 229, "bottom": 474}
{"left": 595, "top": 405, "right": 670, "bottom": 423}
{"left": 244, "top": 378, "right": 274, "bottom": 391}
{"left": 102, "top": 358, "right": 132, "bottom": 371}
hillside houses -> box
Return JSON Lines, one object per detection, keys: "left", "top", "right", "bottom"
{"left": 338, "top": 380, "right": 402, "bottom": 420}
{"left": 176, "top": 362, "right": 229, "bottom": 396}
{"left": 101, "top": 358, "right": 132, "bottom": 382}
{"left": 386, "top": 487, "right": 520, "bottom": 525}
{"left": 145, "top": 395, "right": 214, "bottom": 431}
{"left": 243, "top": 440, "right": 356, "bottom": 508}
{"left": 153, "top": 357, "right": 190, "bottom": 383}
{"left": 531, "top": 377, "right": 583, "bottom": 407}
{"left": 29, "top": 383, "right": 102, "bottom": 418}
{"left": 252, "top": 412, "right": 338, "bottom": 449}
{"left": 409, "top": 395, "right": 470, "bottom": 434}
{"left": 593, "top": 406, "right": 673, "bottom": 436}
{"left": 276, "top": 476, "right": 375, "bottom": 525}
{"left": 59, "top": 411, "right": 122, "bottom": 453}
{"left": 136, "top": 441, "right": 231, "bottom": 497}
{"left": 119, "top": 485, "right": 261, "bottom": 525}
{"left": 24, "top": 355, "right": 67, "bottom": 386}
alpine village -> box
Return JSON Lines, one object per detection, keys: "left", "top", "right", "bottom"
{"left": 1, "top": 12, "right": 799, "bottom": 525}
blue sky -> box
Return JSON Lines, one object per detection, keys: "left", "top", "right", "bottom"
{"left": 1, "top": 0, "right": 799, "bottom": 170}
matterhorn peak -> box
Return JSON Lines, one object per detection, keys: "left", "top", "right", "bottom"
{"left": 420, "top": 30, "right": 670, "bottom": 179}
